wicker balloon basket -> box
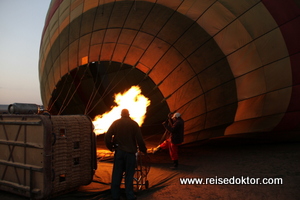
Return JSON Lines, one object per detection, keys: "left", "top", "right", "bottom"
{"left": 0, "top": 114, "right": 97, "bottom": 199}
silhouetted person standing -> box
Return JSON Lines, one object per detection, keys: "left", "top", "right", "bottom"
{"left": 105, "top": 109, "right": 147, "bottom": 200}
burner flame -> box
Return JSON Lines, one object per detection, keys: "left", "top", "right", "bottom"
{"left": 92, "top": 85, "right": 150, "bottom": 135}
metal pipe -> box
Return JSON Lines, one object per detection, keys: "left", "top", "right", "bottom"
{"left": 0, "top": 104, "right": 9, "bottom": 114}
{"left": 8, "top": 103, "right": 44, "bottom": 114}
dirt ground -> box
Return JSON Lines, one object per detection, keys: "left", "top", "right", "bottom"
{"left": 1, "top": 134, "right": 300, "bottom": 200}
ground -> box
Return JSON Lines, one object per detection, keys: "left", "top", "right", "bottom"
{"left": 0, "top": 133, "right": 299, "bottom": 200}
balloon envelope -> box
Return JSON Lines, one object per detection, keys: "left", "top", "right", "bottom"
{"left": 39, "top": 0, "right": 300, "bottom": 142}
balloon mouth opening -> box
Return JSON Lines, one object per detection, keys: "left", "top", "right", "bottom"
{"left": 48, "top": 61, "right": 170, "bottom": 131}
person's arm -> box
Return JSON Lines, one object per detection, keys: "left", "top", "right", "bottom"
{"left": 163, "top": 120, "right": 179, "bottom": 133}
{"left": 136, "top": 128, "right": 147, "bottom": 154}
{"left": 104, "top": 123, "right": 115, "bottom": 151}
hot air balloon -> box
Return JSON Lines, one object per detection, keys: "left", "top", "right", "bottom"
{"left": 39, "top": 0, "right": 300, "bottom": 143}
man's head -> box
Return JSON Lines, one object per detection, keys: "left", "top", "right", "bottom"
{"left": 121, "top": 109, "right": 130, "bottom": 117}
{"left": 172, "top": 112, "right": 181, "bottom": 119}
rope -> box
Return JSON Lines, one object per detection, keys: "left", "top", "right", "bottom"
{"left": 48, "top": 73, "right": 70, "bottom": 112}
{"left": 86, "top": 64, "right": 135, "bottom": 115}
{"left": 85, "top": 0, "right": 157, "bottom": 115}
{"left": 84, "top": 62, "right": 110, "bottom": 115}
{"left": 55, "top": 68, "right": 80, "bottom": 114}
{"left": 58, "top": 64, "right": 90, "bottom": 114}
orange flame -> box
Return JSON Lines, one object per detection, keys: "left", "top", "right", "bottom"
{"left": 92, "top": 85, "right": 151, "bottom": 135}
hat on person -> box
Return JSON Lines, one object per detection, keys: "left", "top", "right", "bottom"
{"left": 121, "top": 109, "right": 130, "bottom": 117}
{"left": 172, "top": 112, "right": 181, "bottom": 119}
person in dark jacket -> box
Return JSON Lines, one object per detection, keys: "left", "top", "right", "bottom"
{"left": 105, "top": 109, "right": 147, "bottom": 200}
{"left": 153, "top": 112, "right": 184, "bottom": 169}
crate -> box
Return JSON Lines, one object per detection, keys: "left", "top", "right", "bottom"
{"left": 0, "top": 114, "right": 97, "bottom": 199}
